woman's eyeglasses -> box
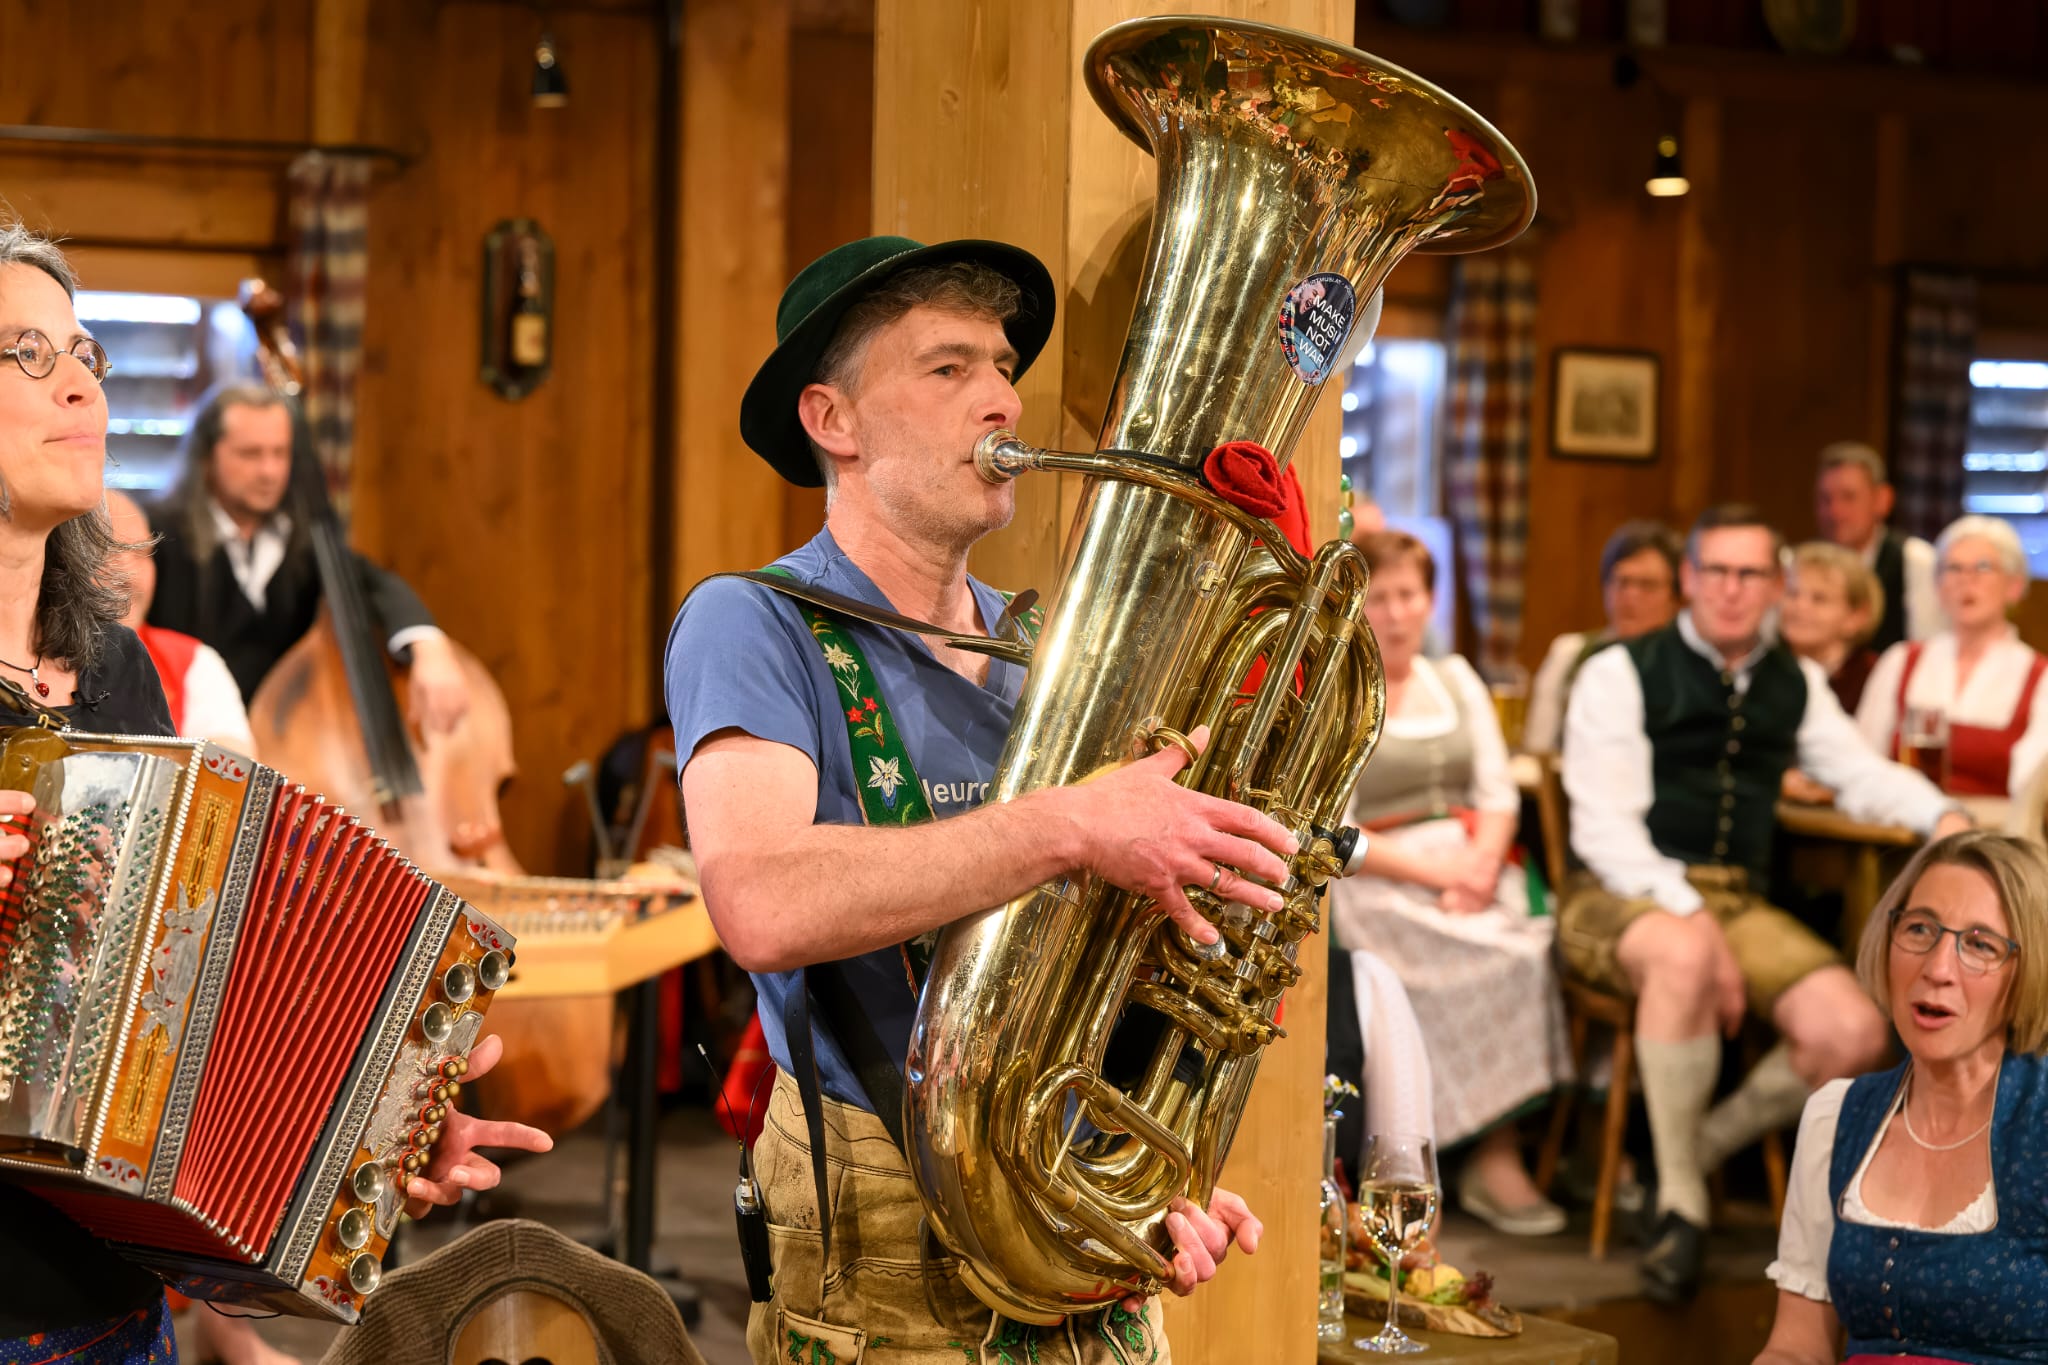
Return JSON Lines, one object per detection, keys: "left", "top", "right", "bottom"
{"left": 1890, "top": 907, "right": 2020, "bottom": 973}
{"left": 0, "top": 329, "right": 112, "bottom": 384}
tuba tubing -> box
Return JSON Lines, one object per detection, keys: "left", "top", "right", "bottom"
{"left": 904, "top": 15, "right": 1535, "bottom": 1324}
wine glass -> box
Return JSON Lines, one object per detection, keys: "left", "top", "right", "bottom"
{"left": 1354, "top": 1132, "right": 1440, "bottom": 1355}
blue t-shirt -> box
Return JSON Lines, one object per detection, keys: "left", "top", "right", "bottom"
{"left": 663, "top": 528, "right": 1026, "bottom": 1111}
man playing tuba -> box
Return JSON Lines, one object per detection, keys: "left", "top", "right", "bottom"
{"left": 666, "top": 236, "right": 1291, "bottom": 1363}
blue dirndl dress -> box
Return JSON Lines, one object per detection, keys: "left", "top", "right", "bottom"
{"left": 1827, "top": 1053, "right": 2048, "bottom": 1364}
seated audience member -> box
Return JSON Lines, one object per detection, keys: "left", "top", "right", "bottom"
{"left": 1561, "top": 504, "right": 1966, "bottom": 1303}
{"left": 1815, "top": 441, "right": 1939, "bottom": 651}
{"left": 1857, "top": 514, "right": 2048, "bottom": 801}
{"left": 105, "top": 489, "right": 256, "bottom": 753}
{"left": 1330, "top": 531, "right": 1571, "bottom": 1236}
{"left": 1781, "top": 542, "right": 1886, "bottom": 716}
{"left": 1756, "top": 831, "right": 2048, "bottom": 1365}
{"left": 1523, "top": 519, "right": 1683, "bottom": 755}
{"left": 1325, "top": 947, "right": 1437, "bottom": 1184}
{"left": 1779, "top": 543, "right": 1885, "bottom": 804}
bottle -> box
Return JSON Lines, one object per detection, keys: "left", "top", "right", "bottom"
{"left": 510, "top": 237, "right": 549, "bottom": 370}
{"left": 1318, "top": 1117, "right": 1347, "bottom": 1341}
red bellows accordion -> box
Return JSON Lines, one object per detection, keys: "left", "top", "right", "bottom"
{"left": 0, "top": 730, "right": 515, "bottom": 1322}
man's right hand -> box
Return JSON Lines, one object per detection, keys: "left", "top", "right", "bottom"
{"left": 1700, "top": 912, "right": 1747, "bottom": 1038}
{"left": 1046, "top": 724, "right": 1298, "bottom": 946}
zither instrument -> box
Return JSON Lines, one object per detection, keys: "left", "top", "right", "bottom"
{"left": 903, "top": 16, "right": 1535, "bottom": 1322}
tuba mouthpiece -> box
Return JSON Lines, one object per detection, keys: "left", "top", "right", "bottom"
{"left": 973, "top": 429, "right": 1043, "bottom": 483}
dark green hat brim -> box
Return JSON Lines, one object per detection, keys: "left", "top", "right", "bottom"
{"left": 739, "top": 238, "right": 1057, "bottom": 487}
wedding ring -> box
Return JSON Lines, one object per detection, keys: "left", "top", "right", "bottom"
{"left": 1209, "top": 862, "right": 1226, "bottom": 893}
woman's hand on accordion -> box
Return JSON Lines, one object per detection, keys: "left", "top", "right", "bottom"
{"left": 401, "top": 1033, "right": 553, "bottom": 1218}
{"left": 0, "top": 790, "right": 32, "bottom": 883}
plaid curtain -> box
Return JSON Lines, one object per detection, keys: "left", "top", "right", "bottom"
{"left": 286, "top": 153, "right": 372, "bottom": 512}
{"left": 1443, "top": 251, "right": 1537, "bottom": 677}
{"left": 1889, "top": 268, "right": 1977, "bottom": 542}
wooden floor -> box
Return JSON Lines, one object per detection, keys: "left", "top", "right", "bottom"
{"left": 178, "top": 1111, "right": 1782, "bottom": 1365}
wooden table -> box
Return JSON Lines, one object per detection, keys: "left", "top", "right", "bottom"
{"left": 1319, "top": 1313, "right": 1617, "bottom": 1365}
{"left": 1776, "top": 796, "right": 2011, "bottom": 949}
{"left": 493, "top": 898, "right": 721, "bottom": 999}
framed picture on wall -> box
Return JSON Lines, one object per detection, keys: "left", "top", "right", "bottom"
{"left": 1551, "top": 348, "right": 1660, "bottom": 460}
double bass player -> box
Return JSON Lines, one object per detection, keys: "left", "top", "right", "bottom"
{"left": 144, "top": 380, "right": 471, "bottom": 734}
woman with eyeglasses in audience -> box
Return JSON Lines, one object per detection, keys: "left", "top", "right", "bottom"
{"left": 1330, "top": 531, "right": 1572, "bottom": 1236}
{"left": 1856, "top": 515, "right": 2048, "bottom": 801}
{"left": 1756, "top": 830, "right": 2048, "bottom": 1365}
{"left": 1522, "top": 520, "right": 1683, "bottom": 756}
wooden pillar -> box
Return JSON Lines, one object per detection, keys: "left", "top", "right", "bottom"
{"left": 672, "top": 0, "right": 794, "bottom": 608}
{"left": 874, "top": 5, "right": 1348, "bottom": 1362}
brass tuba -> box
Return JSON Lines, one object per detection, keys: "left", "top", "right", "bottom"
{"left": 903, "top": 16, "right": 1535, "bottom": 1323}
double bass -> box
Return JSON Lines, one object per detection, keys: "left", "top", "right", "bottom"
{"left": 240, "top": 286, "right": 611, "bottom": 1134}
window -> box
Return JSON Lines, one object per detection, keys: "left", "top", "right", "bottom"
{"left": 1340, "top": 330, "right": 1456, "bottom": 650}
{"left": 79, "top": 291, "right": 260, "bottom": 495}
{"left": 1962, "top": 358, "right": 2048, "bottom": 575}
{"left": 1340, "top": 336, "right": 1446, "bottom": 519}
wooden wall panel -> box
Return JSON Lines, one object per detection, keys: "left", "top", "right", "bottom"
{"left": 0, "top": 154, "right": 287, "bottom": 253}
{"left": 670, "top": 0, "right": 793, "bottom": 610}
{"left": 780, "top": 25, "right": 875, "bottom": 549}
{"left": 352, "top": 0, "right": 661, "bottom": 872}
{"left": 0, "top": 0, "right": 312, "bottom": 140}
{"left": 1492, "top": 80, "right": 1687, "bottom": 661}
{"left": 1712, "top": 99, "right": 1880, "bottom": 540}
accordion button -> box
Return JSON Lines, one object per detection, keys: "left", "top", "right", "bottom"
{"left": 411, "top": 1128, "right": 434, "bottom": 1149}
{"left": 478, "top": 950, "right": 510, "bottom": 992}
{"left": 443, "top": 963, "right": 478, "bottom": 1003}
{"left": 351, "top": 1163, "right": 387, "bottom": 1203}
{"left": 443, "top": 1081, "right": 462, "bottom": 1101}
{"left": 347, "top": 1252, "right": 382, "bottom": 1296}
{"left": 421, "top": 1003, "right": 455, "bottom": 1046}
{"left": 337, "top": 1207, "right": 373, "bottom": 1251}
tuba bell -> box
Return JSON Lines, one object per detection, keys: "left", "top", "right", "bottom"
{"left": 903, "top": 16, "right": 1536, "bottom": 1323}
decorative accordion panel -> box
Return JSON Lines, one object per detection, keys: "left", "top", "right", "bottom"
{"left": 0, "top": 730, "right": 515, "bottom": 1323}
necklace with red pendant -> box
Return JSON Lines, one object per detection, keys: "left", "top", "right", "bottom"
{"left": 0, "top": 653, "right": 50, "bottom": 698}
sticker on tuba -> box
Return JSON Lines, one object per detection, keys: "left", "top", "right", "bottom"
{"left": 1276, "top": 271, "right": 1357, "bottom": 385}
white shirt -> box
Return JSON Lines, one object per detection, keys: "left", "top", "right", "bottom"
{"left": 1379, "top": 654, "right": 1520, "bottom": 814}
{"left": 207, "top": 499, "right": 441, "bottom": 658}
{"left": 1859, "top": 530, "right": 1943, "bottom": 643}
{"left": 1523, "top": 631, "right": 1590, "bottom": 756}
{"left": 1562, "top": 612, "right": 1955, "bottom": 915}
{"left": 1768, "top": 1078, "right": 1998, "bottom": 1303}
{"left": 181, "top": 642, "right": 257, "bottom": 753}
{"left": 1855, "top": 628, "right": 2048, "bottom": 800}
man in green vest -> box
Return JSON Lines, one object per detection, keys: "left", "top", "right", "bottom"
{"left": 667, "top": 237, "right": 1292, "bottom": 1362}
{"left": 1558, "top": 503, "right": 1968, "bottom": 1305}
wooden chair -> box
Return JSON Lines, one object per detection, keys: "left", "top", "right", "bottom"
{"left": 1528, "top": 755, "right": 1786, "bottom": 1259}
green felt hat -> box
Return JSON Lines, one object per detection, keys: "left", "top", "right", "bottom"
{"left": 739, "top": 236, "right": 1057, "bottom": 487}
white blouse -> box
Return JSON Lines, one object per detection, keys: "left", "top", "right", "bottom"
{"left": 1768, "top": 1079, "right": 1998, "bottom": 1304}
{"left": 1856, "top": 629, "right": 2048, "bottom": 800}
{"left": 1384, "top": 654, "right": 1519, "bottom": 816}
{"left": 1522, "top": 631, "right": 1589, "bottom": 756}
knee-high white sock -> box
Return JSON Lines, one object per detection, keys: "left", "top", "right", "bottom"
{"left": 1636, "top": 1035, "right": 1720, "bottom": 1225}
{"left": 1697, "top": 1043, "right": 1810, "bottom": 1176}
